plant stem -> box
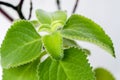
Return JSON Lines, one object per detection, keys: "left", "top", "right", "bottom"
{"left": 0, "top": 1, "right": 16, "bottom": 10}
{"left": 17, "top": 0, "right": 25, "bottom": 19}
{"left": 56, "top": 0, "right": 61, "bottom": 10}
{"left": 0, "top": 0, "right": 26, "bottom": 20}
{"left": 28, "top": 0, "right": 33, "bottom": 20}
{"left": 0, "top": 6, "right": 14, "bottom": 22}
{"left": 72, "top": 0, "right": 79, "bottom": 13}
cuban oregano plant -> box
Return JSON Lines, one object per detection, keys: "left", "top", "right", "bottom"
{"left": 0, "top": 9, "right": 116, "bottom": 80}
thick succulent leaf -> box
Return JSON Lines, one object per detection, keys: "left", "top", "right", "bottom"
{"left": 37, "top": 47, "right": 95, "bottom": 80}
{"left": 1, "top": 20, "right": 42, "bottom": 68}
{"left": 63, "top": 38, "right": 79, "bottom": 49}
{"left": 2, "top": 59, "right": 40, "bottom": 80}
{"left": 61, "top": 14, "right": 115, "bottom": 57}
{"left": 36, "top": 9, "right": 67, "bottom": 27}
{"left": 94, "top": 68, "right": 115, "bottom": 80}
{"left": 42, "top": 32, "right": 63, "bottom": 60}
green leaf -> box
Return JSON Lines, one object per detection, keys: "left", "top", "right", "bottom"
{"left": 94, "top": 68, "right": 115, "bottom": 80}
{"left": 63, "top": 38, "right": 79, "bottom": 49}
{"left": 37, "top": 57, "right": 52, "bottom": 80}
{"left": 61, "top": 14, "right": 115, "bottom": 57}
{"left": 82, "top": 49, "right": 91, "bottom": 55}
{"left": 42, "top": 31, "right": 63, "bottom": 60}
{"left": 51, "top": 11, "right": 67, "bottom": 30}
{"left": 38, "top": 24, "right": 51, "bottom": 32}
{"left": 36, "top": 9, "right": 52, "bottom": 24}
{"left": 36, "top": 9, "right": 67, "bottom": 31}
{"left": 1, "top": 20, "right": 42, "bottom": 68}
{"left": 30, "top": 20, "right": 40, "bottom": 28}
{"left": 37, "top": 47, "right": 95, "bottom": 80}
{"left": 2, "top": 58, "right": 40, "bottom": 80}
{"left": 52, "top": 11, "right": 67, "bottom": 23}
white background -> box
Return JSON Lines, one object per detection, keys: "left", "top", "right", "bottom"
{"left": 0, "top": 0, "right": 120, "bottom": 80}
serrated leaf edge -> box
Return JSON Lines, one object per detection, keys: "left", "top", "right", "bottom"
{"left": 62, "top": 31, "right": 115, "bottom": 57}
{"left": 42, "top": 32, "right": 64, "bottom": 60}
{"left": 1, "top": 20, "right": 42, "bottom": 69}
{"left": 37, "top": 47, "right": 96, "bottom": 80}
{"left": 62, "top": 14, "right": 115, "bottom": 57}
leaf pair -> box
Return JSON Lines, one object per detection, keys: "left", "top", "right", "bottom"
{"left": 36, "top": 9, "right": 115, "bottom": 58}
{"left": 36, "top": 9, "right": 115, "bottom": 57}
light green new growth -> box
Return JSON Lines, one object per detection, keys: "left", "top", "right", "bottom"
{"left": 36, "top": 9, "right": 67, "bottom": 31}
{"left": 0, "top": 9, "right": 115, "bottom": 80}
{"left": 36, "top": 9, "right": 67, "bottom": 25}
{"left": 42, "top": 31, "right": 63, "bottom": 60}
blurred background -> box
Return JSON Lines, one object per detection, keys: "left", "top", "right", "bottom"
{"left": 0, "top": 0, "right": 120, "bottom": 80}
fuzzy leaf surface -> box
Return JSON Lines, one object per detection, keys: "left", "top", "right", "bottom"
{"left": 37, "top": 47, "right": 95, "bottom": 80}
{"left": 51, "top": 10, "right": 67, "bottom": 26}
{"left": 94, "top": 68, "right": 115, "bottom": 80}
{"left": 61, "top": 14, "right": 115, "bottom": 57}
{"left": 42, "top": 32, "right": 63, "bottom": 60}
{"left": 1, "top": 20, "right": 42, "bottom": 68}
{"left": 3, "top": 59, "right": 40, "bottom": 80}
{"left": 36, "top": 9, "right": 52, "bottom": 24}
{"left": 36, "top": 9, "right": 67, "bottom": 27}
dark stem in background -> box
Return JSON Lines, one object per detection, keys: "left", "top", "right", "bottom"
{"left": 1, "top": 0, "right": 79, "bottom": 22}
{"left": 28, "top": 0, "right": 33, "bottom": 20}
{"left": 72, "top": 0, "right": 79, "bottom": 13}
{"left": 0, "top": 1, "right": 16, "bottom": 10}
{"left": 0, "top": 0, "right": 25, "bottom": 20}
{"left": 0, "top": 7, "right": 14, "bottom": 22}
{"left": 56, "top": 0, "right": 61, "bottom": 10}
{"left": 17, "top": 0, "right": 25, "bottom": 19}
{"left": 0, "top": 0, "right": 33, "bottom": 21}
